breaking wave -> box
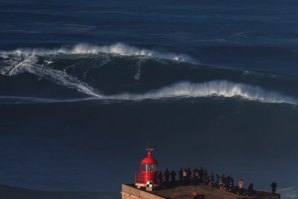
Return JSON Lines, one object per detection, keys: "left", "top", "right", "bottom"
{"left": 1, "top": 79, "right": 297, "bottom": 105}
{"left": 107, "top": 81, "right": 298, "bottom": 104}
{"left": 0, "top": 43, "right": 297, "bottom": 105}
{"left": 0, "top": 43, "right": 197, "bottom": 63}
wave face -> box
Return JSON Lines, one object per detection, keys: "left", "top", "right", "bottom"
{"left": 0, "top": 51, "right": 101, "bottom": 98}
{"left": 0, "top": 43, "right": 298, "bottom": 105}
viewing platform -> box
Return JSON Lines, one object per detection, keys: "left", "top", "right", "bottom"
{"left": 121, "top": 184, "right": 281, "bottom": 199}
{"left": 124, "top": 147, "right": 281, "bottom": 199}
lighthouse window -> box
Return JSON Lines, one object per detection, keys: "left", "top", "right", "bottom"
{"left": 142, "top": 164, "right": 155, "bottom": 171}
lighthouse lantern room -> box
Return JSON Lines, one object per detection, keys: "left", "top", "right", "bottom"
{"left": 135, "top": 148, "right": 159, "bottom": 189}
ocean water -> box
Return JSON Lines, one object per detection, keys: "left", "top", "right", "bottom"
{"left": 0, "top": 0, "right": 298, "bottom": 197}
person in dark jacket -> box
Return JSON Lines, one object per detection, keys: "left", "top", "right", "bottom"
{"left": 187, "top": 168, "right": 192, "bottom": 184}
{"left": 170, "top": 170, "right": 176, "bottom": 186}
{"left": 248, "top": 182, "right": 254, "bottom": 196}
{"left": 193, "top": 168, "right": 199, "bottom": 185}
{"left": 157, "top": 171, "right": 163, "bottom": 185}
{"left": 199, "top": 167, "right": 204, "bottom": 184}
{"left": 225, "top": 176, "right": 230, "bottom": 191}
{"left": 209, "top": 172, "right": 215, "bottom": 185}
{"left": 215, "top": 174, "right": 220, "bottom": 187}
{"left": 178, "top": 168, "right": 183, "bottom": 184}
{"left": 221, "top": 174, "right": 226, "bottom": 189}
{"left": 203, "top": 170, "right": 208, "bottom": 185}
{"left": 164, "top": 168, "right": 170, "bottom": 185}
{"left": 271, "top": 182, "right": 277, "bottom": 195}
{"left": 230, "top": 177, "right": 235, "bottom": 192}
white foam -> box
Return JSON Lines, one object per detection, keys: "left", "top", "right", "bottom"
{"left": 0, "top": 43, "right": 197, "bottom": 63}
{"left": 106, "top": 81, "right": 298, "bottom": 105}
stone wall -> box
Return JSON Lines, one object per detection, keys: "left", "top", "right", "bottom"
{"left": 121, "top": 184, "right": 166, "bottom": 199}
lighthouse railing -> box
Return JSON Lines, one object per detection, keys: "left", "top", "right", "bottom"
{"left": 134, "top": 171, "right": 144, "bottom": 183}
{"left": 135, "top": 170, "right": 159, "bottom": 185}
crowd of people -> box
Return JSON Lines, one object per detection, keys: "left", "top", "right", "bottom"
{"left": 155, "top": 168, "right": 278, "bottom": 196}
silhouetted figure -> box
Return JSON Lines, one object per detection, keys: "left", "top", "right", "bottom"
{"left": 187, "top": 168, "right": 192, "bottom": 184}
{"left": 215, "top": 174, "right": 220, "bottom": 187}
{"left": 230, "top": 177, "right": 234, "bottom": 187}
{"left": 170, "top": 170, "right": 176, "bottom": 186}
{"left": 199, "top": 168, "right": 204, "bottom": 184}
{"left": 225, "top": 176, "right": 230, "bottom": 191}
{"left": 157, "top": 171, "right": 163, "bottom": 185}
{"left": 271, "top": 182, "right": 277, "bottom": 195}
{"left": 154, "top": 171, "right": 158, "bottom": 184}
{"left": 178, "top": 168, "right": 183, "bottom": 184}
{"left": 230, "top": 177, "right": 235, "bottom": 192}
{"left": 248, "top": 182, "right": 254, "bottom": 196}
{"left": 203, "top": 170, "right": 208, "bottom": 185}
{"left": 164, "top": 168, "right": 170, "bottom": 185}
{"left": 193, "top": 168, "right": 199, "bottom": 185}
{"left": 221, "top": 174, "right": 226, "bottom": 189}
{"left": 209, "top": 172, "right": 215, "bottom": 185}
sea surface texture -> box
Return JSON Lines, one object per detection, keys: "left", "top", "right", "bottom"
{"left": 0, "top": 0, "right": 298, "bottom": 198}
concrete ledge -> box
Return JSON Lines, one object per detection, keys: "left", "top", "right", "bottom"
{"left": 122, "top": 184, "right": 166, "bottom": 199}
{"left": 122, "top": 184, "right": 281, "bottom": 199}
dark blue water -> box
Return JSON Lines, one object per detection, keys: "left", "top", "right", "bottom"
{"left": 1, "top": 0, "right": 298, "bottom": 196}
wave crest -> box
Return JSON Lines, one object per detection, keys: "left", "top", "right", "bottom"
{"left": 0, "top": 43, "right": 197, "bottom": 63}
{"left": 107, "top": 81, "right": 297, "bottom": 104}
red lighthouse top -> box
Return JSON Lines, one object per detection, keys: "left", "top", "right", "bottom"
{"left": 141, "top": 148, "right": 158, "bottom": 165}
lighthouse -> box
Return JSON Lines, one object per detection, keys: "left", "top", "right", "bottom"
{"left": 134, "top": 147, "right": 159, "bottom": 189}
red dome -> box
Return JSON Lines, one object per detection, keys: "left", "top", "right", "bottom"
{"left": 141, "top": 156, "right": 158, "bottom": 165}
{"left": 141, "top": 150, "right": 158, "bottom": 165}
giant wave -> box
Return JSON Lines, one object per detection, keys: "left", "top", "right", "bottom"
{"left": 0, "top": 43, "right": 297, "bottom": 105}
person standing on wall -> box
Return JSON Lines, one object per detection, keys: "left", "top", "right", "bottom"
{"left": 238, "top": 179, "right": 244, "bottom": 195}
{"left": 271, "top": 182, "right": 277, "bottom": 195}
